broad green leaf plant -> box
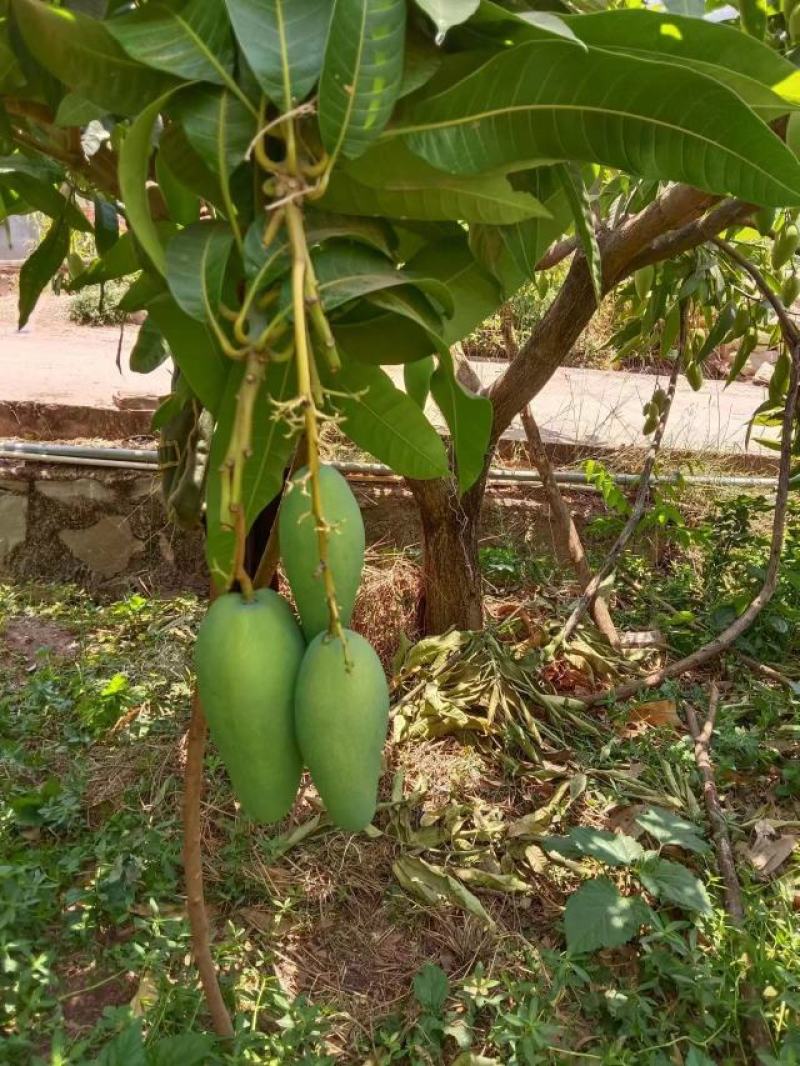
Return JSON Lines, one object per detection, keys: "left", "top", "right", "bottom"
{"left": 3, "top": 0, "right": 800, "bottom": 603}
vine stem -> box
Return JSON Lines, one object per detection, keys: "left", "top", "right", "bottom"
{"left": 285, "top": 200, "right": 348, "bottom": 655}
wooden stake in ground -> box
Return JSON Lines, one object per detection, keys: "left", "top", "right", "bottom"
{"left": 500, "top": 307, "right": 619, "bottom": 647}
{"left": 685, "top": 685, "right": 770, "bottom": 1059}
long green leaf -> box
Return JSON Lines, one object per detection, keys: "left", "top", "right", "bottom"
{"left": 158, "top": 121, "right": 224, "bottom": 206}
{"left": 414, "top": 0, "right": 478, "bottom": 39}
{"left": 170, "top": 87, "right": 255, "bottom": 175}
{"left": 309, "top": 241, "right": 454, "bottom": 315}
{"left": 165, "top": 221, "right": 234, "bottom": 323}
{"left": 225, "top": 0, "right": 331, "bottom": 106}
{"left": 556, "top": 163, "right": 601, "bottom": 302}
{"left": 11, "top": 0, "right": 176, "bottom": 116}
{"left": 333, "top": 307, "right": 439, "bottom": 365}
{"left": 319, "top": 355, "right": 449, "bottom": 478}
{"left": 407, "top": 236, "right": 502, "bottom": 346}
{"left": 130, "top": 315, "right": 169, "bottom": 374}
{"left": 563, "top": 10, "right": 800, "bottom": 117}
{"left": 0, "top": 172, "right": 91, "bottom": 232}
{"left": 108, "top": 0, "right": 237, "bottom": 91}
{"left": 17, "top": 212, "right": 69, "bottom": 329}
{"left": 147, "top": 293, "right": 228, "bottom": 413}
{"left": 494, "top": 166, "right": 572, "bottom": 279}
{"left": 430, "top": 349, "right": 492, "bottom": 493}
{"left": 205, "top": 358, "right": 298, "bottom": 589}
{"left": 318, "top": 0, "right": 406, "bottom": 160}
{"left": 397, "top": 40, "right": 800, "bottom": 207}
{"left": 320, "top": 140, "right": 550, "bottom": 224}
{"left": 119, "top": 91, "right": 175, "bottom": 276}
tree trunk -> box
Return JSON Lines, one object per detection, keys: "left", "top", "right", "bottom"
{"left": 407, "top": 474, "right": 485, "bottom": 633}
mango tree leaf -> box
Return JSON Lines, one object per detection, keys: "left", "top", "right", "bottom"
{"left": 11, "top": 0, "right": 176, "bottom": 116}
{"left": 93, "top": 198, "right": 119, "bottom": 254}
{"left": 129, "top": 315, "right": 168, "bottom": 374}
{"left": 321, "top": 140, "right": 550, "bottom": 224}
{"left": 430, "top": 348, "right": 492, "bottom": 493}
{"left": 318, "top": 355, "right": 449, "bottom": 478}
{"left": 18, "top": 212, "right": 69, "bottom": 328}
{"left": 397, "top": 40, "right": 800, "bottom": 207}
{"left": 108, "top": 0, "right": 239, "bottom": 92}
{"left": 407, "top": 236, "right": 502, "bottom": 345}
{"left": 0, "top": 172, "right": 91, "bottom": 232}
{"left": 119, "top": 91, "right": 175, "bottom": 276}
{"left": 165, "top": 221, "right": 234, "bottom": 323}
{"left": 225, "top": 0, "right": 331, "bottom": 106}
{"left": 147, "top": 293, "right": 227, "bottom": 412}
{"left": 53, "top": 92, "right": 107, "bottom": 126}
{"left": 392, "top": 855, "right": 493, "bottom": 925}
{"left": 206, "top": 359, "right": 298, "bottom": 589}
{"left": 319, "top": 0, "right": 406, "bottom": 161}
{"left": 556, "top": 162, "right": 601, "bottom": 302}
{"left": 309, "top": 241, "right": 453, "bottom": 315}
{"left": 638, "top": 857, "right": 712, "bottom": 915}
{"left": 476, "top": 166, "right": 572, "bottom": 281}
{"left": 414, "top": 0, "right": 478, "bottom": 39}
{"left": 155, "top": 152, "right": 199, "bottom": 226}
{"left": 170, "top": 86, "right": 255, "bottom": 175}
{"left": 563, "top": 10, "right": 800, "bottom": 120}
{"left": 693, "top": 302, "right": 736, "bottom": 365}
{"left": 635, "top": 807, "right": 710, "bottom": 855}
{"left": 564, "top": 877, "right": 652, "bottom": 953}
{"left": 333, "top": 305, "right": 440, "bottom": 365}
{"left": 158, "top": 121, "right": 224, "bottom": 206}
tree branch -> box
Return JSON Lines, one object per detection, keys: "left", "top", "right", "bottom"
{"left": 554, "top": 303, "right": 685, "bottom": 648}
{"left": 584, "top": 273, "right": 799, "bottom": 706}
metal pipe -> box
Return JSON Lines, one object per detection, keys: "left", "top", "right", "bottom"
{"left": 0, "top": 440, "right": 778, "bottom": 490}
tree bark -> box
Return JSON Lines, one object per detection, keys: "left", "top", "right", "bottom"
{"left": 407, "top": 474, "right": 485, "bottom": 633}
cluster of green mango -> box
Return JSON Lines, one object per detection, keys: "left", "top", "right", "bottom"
{"left": 195, "top": 466, "right": 389, "bottom": 832}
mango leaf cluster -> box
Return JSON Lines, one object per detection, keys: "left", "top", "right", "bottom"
{"left": 4, "top": 0, "right": 800, "bottom": 581}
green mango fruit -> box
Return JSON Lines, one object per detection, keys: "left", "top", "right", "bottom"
{"left": 781, "top": 273, "right": 800, "bottom": 307}
{"left": 279, "top": 464, "right": 365, "bottom": 641}
{"left": 634, "top": 265, "right": 654, "bottom": 301}
{"left": 771, "top": 223, "right": 800, "bottom": 270}
{"left": 195, "top": 589, "right": 304, "bottom": 823}
{"left": 294, "top": 629, "right": 389, "bottom": 832}
{"left": 404, "top": 355, "right": 435, "bottom": 410}
{"left": 685, "top": 360, "right": 703, "bottom": 391}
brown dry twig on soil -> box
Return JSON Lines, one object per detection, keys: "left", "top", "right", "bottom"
{"left": 554, "top": 302, "right": 686, "bottom": 649}
{"left": 183, "top": 686, "right": 234, "bottom": 1038}
{"left": 500, "top": 306, "right": 619, "bottom": 648}
{"left": 685, "top": 685, "right": 770, "bottom": 1059}
{"left": 583, "top": 250, "right": 800, "bottom": 707}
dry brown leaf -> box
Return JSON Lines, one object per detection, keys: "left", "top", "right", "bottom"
{"left": 620, "top": 699, "right": 681, "bottom": 735}
{"left": 748, "top": 820, "right": 798, "bottom": 878}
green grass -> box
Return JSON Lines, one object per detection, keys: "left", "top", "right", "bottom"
{"left": 1, "top": 523, "right": 799, "bottom": 1064}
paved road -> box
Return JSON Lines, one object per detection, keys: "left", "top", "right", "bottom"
{"left": 0, "top": 301, "right": 773, "bottom": 455}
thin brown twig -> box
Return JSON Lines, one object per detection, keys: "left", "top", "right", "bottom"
{"left": 685, "top": 685, "right": 771, "bottom": 1059}
{"left": 585, "top": 267, "right": 800, "bottom": 707}
{"left": 555, "top": 303, "right": 686, "bottom": 649}
{"left": 183, "top": 682, "right": 234, "bottom": 1038}
{"left": 500, "top": 307, "right": 619, "bottom": 647}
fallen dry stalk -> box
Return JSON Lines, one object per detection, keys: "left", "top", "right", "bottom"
{"left": 686, "top": 685, "right": 770, "bottom": 1059}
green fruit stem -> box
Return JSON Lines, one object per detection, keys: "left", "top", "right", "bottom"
{"left": 285, "top": 198, "right": 349, "bottom": 656}
{"left": 219, "top": 348, "right": 267, "bottom": 599}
